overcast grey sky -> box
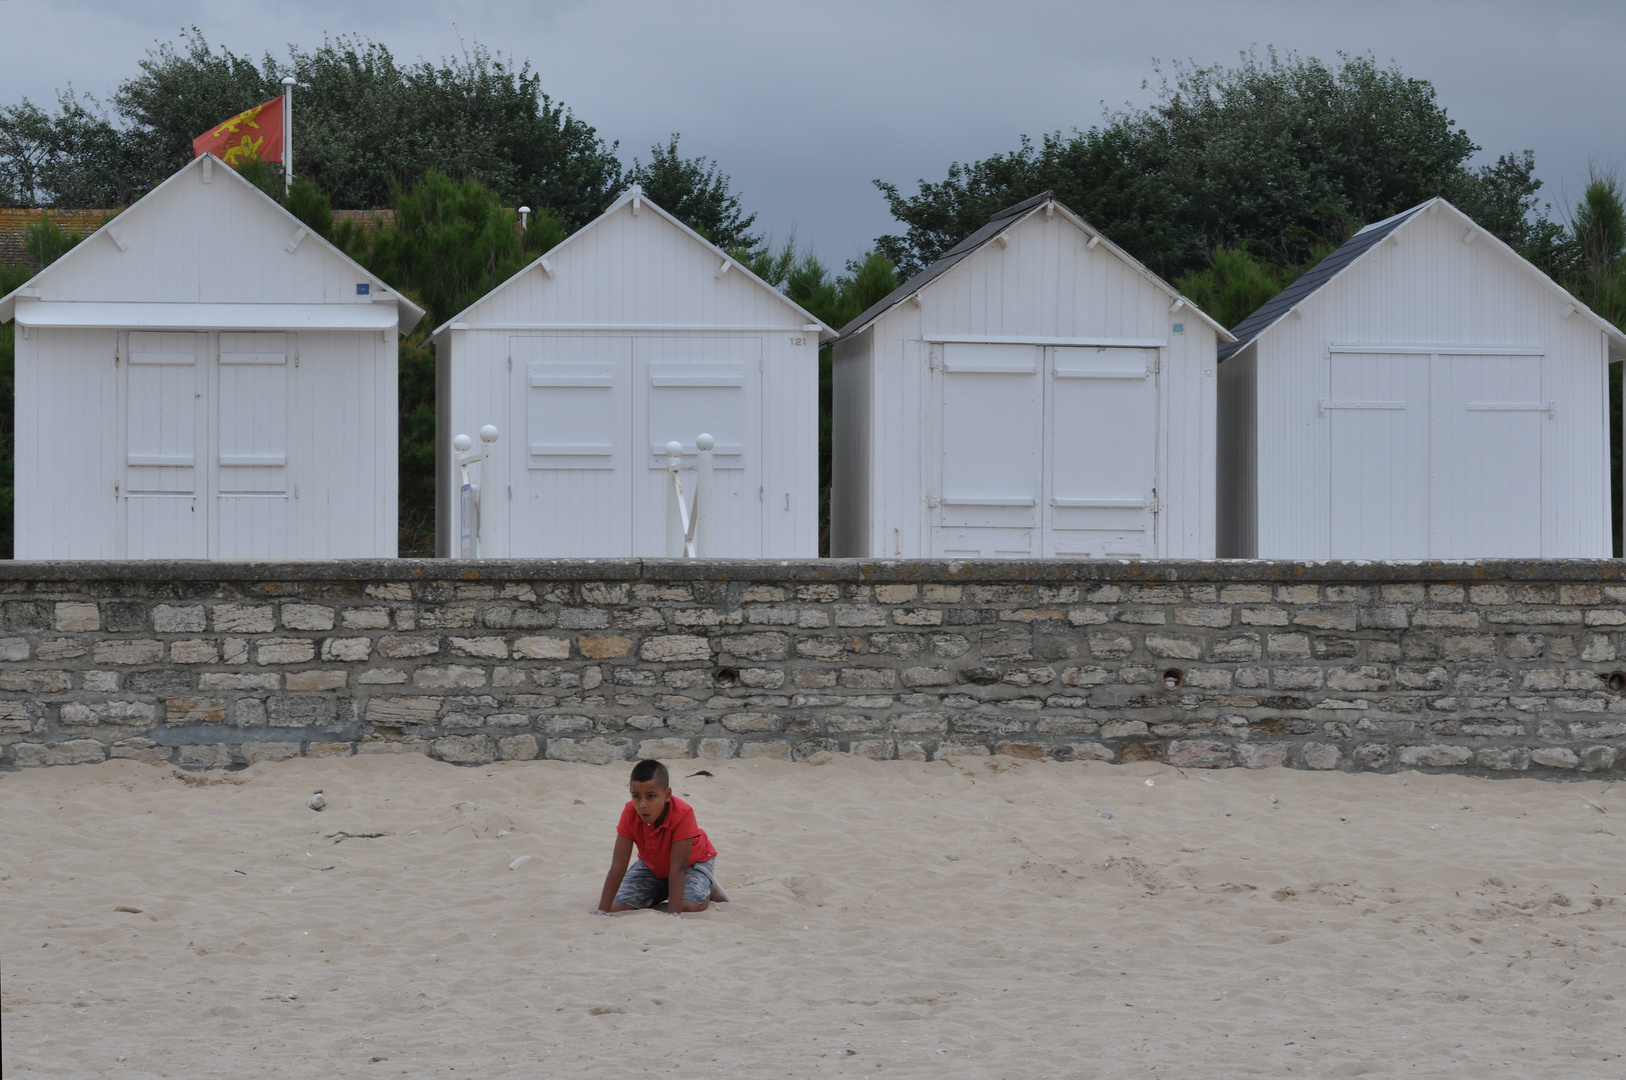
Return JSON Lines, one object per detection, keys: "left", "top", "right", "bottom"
{"left": 4, "top": 0, "right": 1623, "bottom": 264}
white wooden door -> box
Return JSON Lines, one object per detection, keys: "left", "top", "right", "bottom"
{"left": 1326, "top": 352, "right": 1430, "bottom": 559}
{"left": 214, "top": 332, "right": 290, "bottom": 557}
{"left": 931, "top": 343, "right": 1043, "bottom": 557}
{"left": 1430, "top": 353, "right": 1544, "bottom": 557}
{"left": 634, "top": 336, "right": 762, "bottom": 557}
{"left": 509, "top": 335, "right": 634, "bottom": 557}
{"left": 123, "top": 332, "right": 208, "bottom": 557}
{"left": 1044, "top": 346, "right": 1157, "bottom": 557}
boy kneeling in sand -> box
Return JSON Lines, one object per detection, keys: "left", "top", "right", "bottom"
{"left": 595, "top": 759, "right": 729, "bottom": 915}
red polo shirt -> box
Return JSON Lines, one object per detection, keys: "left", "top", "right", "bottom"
{"left": 617, "top": 795, "right": 716, "bottom": 874}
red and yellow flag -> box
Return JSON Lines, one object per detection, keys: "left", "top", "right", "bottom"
{"left": 193, "top": 96, "right": 285, "bottom": 166}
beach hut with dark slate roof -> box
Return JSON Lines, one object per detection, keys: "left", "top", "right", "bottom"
{"left": 1217, "top": 197, "right": 1626, "bottom": 560}
{"left": 830, "top": 192, "right": 1233, "bottom": 559}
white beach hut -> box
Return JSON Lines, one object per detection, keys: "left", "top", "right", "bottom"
{"left": 0, "top": 154, "right": 424, "bottom": 560}
{"left": 830, "top": 191, "right": 1233, "bottom": 559}
{"left": 431, "top": 185, "right": 833, "bottom": 558}
{"left": 1217, "top": 197, "right": 1626, "bottom": 559}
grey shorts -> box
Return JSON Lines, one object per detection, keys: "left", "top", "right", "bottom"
{"left": 614, "top": 857, "right": 716, "bottom": 908}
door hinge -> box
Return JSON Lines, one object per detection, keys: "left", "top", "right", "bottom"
{"left": 1148, "top": 352, "right": 1161, "bottom": 375}
{"left": 507, "top": 356, "right": 513, "bottom": 372}
{"left": 926, "top": 493, "right": 940, "bottom": 508}
{"left": 1149, "top": 490, "right": 1161, "bottom": 514}
{"left": 928, "top": 346, "right": 942, "bottom": 370}
{"left": 758, "top": 486, "right": 764, "bottom": 500}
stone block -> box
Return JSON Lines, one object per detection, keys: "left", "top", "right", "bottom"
{"left": 1301, "top": 743, "right": 1341, "bottom": 770}
{"left": 1065, "top": 743, "right": 1115, "bottom": 762}
{"left": 849, "top": 738, "right": 895, "bottom": 760}
{"left": 1396, "top": 745, "right": 1473, "bottom": 767}
{"left": 1530, "top": 747, "right": 1578, "bottom": 769}
{"left": 833, "top": 605, "right": 888, "bottom": 628}
{"left": 321, "top": 637, "right": 372, "bottom": 662}
{"left": 420, "top": 606, "right": 480, "bottom": 630}
{"left": 1218, "top": 585, "right": 1272, "bottom": 604}
{"left": 637, "top": 737, "right": 692, "bottom": 759}
{"left": 234, "top": 741, "right": 301, "bottom": 763}
{"left": 12, "top": 739, "right": 106, "bottom": 767}
{"left": 267, "top": 696, "right": 338, "bottom": 727}
{"left": 169, "top": 640, "right": 219, "bottom": 664}
{"left": 1101, "top": 720, "right": 1149, "bottom": 739}
{"left": 1266, "top": 633, "right": 1311, "bottom": 659}
{"left": 1145, "top": 633, "right": 1201, "bottom": 660}
{"left": 741, "top": 741, "right": 792, "bottom": 760}
{"left": 108, "top": 738, "right": 172, "bottom": 764}
{"left": 921, "top": 584, "right": 962, "bottom": 604}
{"left": 1173, "top": 606, "right": 1234, "bottom": 628}
{"left": 279, "top": 604, "right": 335, "bottom": 631}
{"left": 892, "top": 609, "right": 943, "bottom": 626}
{"left": 1477, "top": 747, "right": 1530, "bottom": 771}
{"left": 1469, "top": 585, "right": 1510, "bottom": 605}
{"left": 93, "top": 640, "right": 162, "bottom": 665}
{"left": 0, "top": 701, "right": 34, "bottom": 733}
{"left": 200, "top": 672, "right": 280, "bottom": 691}
{"left": 165, "top": 698, "right": 225, "bottom": 723}
{"left": 1293, "top": 608, "right": 1357, "bottom": 631}
{"left": 892, "top": 711, "right": 948, "bottom": 734}
{"left": 176, "top": 744, "right": 232, "bottom": 769}
{"left": 413, "top": 665, "right": 487, "bottom": 689}
{"left": 1327, "top": 666, "right": 1390, "bottom": 692}
{"left": 1238, "top": 743, "right": 1289, "bottom": 769}
{"left": 840, "top": 667, "right": 896, "bottom": 689}
{"left": 495, "top": 734, "right": 541, "bottom": 760}
{"left": 898, "top": 666, "right": 952, "bottom": 688}
{"left": 53, "top": 601, "right": 100, "bottom": 631}
{"left": 1168, "top": 740, "right": 1233, "bottom": 767}
{"left": 256, "top": 638, "right": 316, "bottom": 665}
{"left": 1207, "top": 634, "right": 1261, "bottom": 662}
{"left": 307, "top": 742, "right": 353, "bottom": 758}
{"left": 697, "top": 737, "right": 737, "bottom": 759}
{"left": 286, "top": 670, "right": 348, "bottom": 691}
{"left": 1580, "top": 745, "right": 1618, "bottom": 771}
{"left": 994, "top": 741, "right": 1046, "bottom": 760}
{"left": 716, "top": 633, "right": 789, "bottom": 662}
{"left": 1411, "top": 610, "right": 1481, "bottom": 629}
{"left": 640, "top": 635, "right": 711, "bottom": 662}
{"left": 215, "top": 604, "right": 275, "bottom": 633}
{"left": 379, "top": 635, "right": 439, "bottom": 658}
{"left": 342, "top": 608, "right": 393, "bottom": 630}
{"left": 1272, "top": 667, "right": 1323, "bottom": 690}
{"left": 0, "top": 670, "right": 71, "bottom": 693}
{"left": 509, "top": 636, "right": 569, "bottom": 660}
{"left": 547, "top": 737, "right": 632, "bottom": 764}
{"left": 874, "top": 585, "right": 919, "bottom": 604}
{"left": 450, "top": 636, "right": 509, "bottom": 659}
{"left": 434, "top": 734, "right": 496, "bottom": 764}
{"left": 82, "top": 671, "right": 119, "bottom": 692}
{"left": 722, "top": 712, "right": 777, "bottom": 732}
{"left": 1441, "top": 635, "right": 1496, "bottom": 662}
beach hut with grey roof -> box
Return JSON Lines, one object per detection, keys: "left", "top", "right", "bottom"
{"left": 1216, "top": 197, "right": 1626, "bottom": 559}
{"left": 0, "top": 154, "right": 424, "bottom": 559}
{"left": 830, "top": 191, "right": 1232, "bottom": 559}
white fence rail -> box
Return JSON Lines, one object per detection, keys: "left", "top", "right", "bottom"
{"left": 666, "top": 433, "right": 715, "bottom": 558}
{"left": 454, "top": 425, "right": 499, "bottom": 558}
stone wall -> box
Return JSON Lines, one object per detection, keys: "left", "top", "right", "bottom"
{"left": 2, "top": 559, "right": 1625, "bottom": 775}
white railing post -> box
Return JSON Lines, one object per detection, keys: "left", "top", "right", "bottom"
{"left": 453, "top": 426, "right": 499, "bottom": 558}
{"left": 478, "top": 424, "right": 499, "bottom": 558}
{"left": 666, "top": 441, "right": 687, "bottom": 557}
{"left": 694, "top": 433, "right": 715, "bottom": 557}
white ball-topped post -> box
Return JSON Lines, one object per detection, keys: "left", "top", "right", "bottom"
{"left": 694, "top": 433, "right": 715, "bottom": 557}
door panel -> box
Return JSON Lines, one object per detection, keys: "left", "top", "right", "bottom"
{"left": 215, "top": 332, "right": 290, "bottom": 557}
{"left": 1430, "top": 354, "right": 1543, "bottom": 558}
{"left": 1045, "top": 347, "right": 1155, "bottom": 557}
{"left": 124, "top": 332, "right": 207, "bottom": 557}
{"left": 510, "top": 335, "right": 633, "bottom": 557}
{"left": 1327, "top": 352, "right": 1430, "bottom": 559}
{"left": 932, "top": 344, "right": 1041, "bottom": 557}
{"left": 634, "top": 336, "right": 761, "bottom": 557}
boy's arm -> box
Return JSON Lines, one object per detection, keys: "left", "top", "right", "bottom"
{"left": 667, "top": 838, "right": 694, "bottom": 914}
{"left": 596, "top": 834, "right": 635, "bottom": 913}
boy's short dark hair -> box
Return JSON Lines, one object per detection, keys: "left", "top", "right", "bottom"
{"left": 630, "top": 759, "right": 669, "bottom": 788}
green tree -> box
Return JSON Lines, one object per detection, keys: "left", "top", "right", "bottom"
{"left": 630, "top": 135, "right": 760, "bottom": 251}
{"left": 875, "top": 51, "right": 1519, "bottom": 281}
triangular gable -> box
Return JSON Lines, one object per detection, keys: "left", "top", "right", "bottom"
{"left": 0, "top": 154, "right": 425, "bottom": 335}
{"left": 836, "top": 192, "right": 1235, "bottom": 342}
{"left": 431, "top": 185, "right": 836, "bottom": 342}
{"left": 1219, "top": 197, "right": 1626, "bottom": 362}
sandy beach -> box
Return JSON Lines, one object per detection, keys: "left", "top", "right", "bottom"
{"left": 1, "top": 754, "right": 1623, "bottom": 1078}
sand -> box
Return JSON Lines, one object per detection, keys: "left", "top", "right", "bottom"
{"left": 1, "top": 754, "right": 1623, "bottom": 1079}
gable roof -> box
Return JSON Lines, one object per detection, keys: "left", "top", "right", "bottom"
{"left": 1218, "top": 197, "right": 1626, "bottom": 362}
{"left": 0, "top": 154, "right": 426, "bottom": 335}
{"left": 836, "top": 191, "right": 1234, "bottom": 342}
{"left": 431, "top": 185, "right": 836, "bottom": 342}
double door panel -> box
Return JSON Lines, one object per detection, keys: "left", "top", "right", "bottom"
{"left": 511, "top": 334, "right": 762, "bottom": 557}
{"left": 932, "top": 343, "right": 1157, "bottom": 558}
{"left": 122, "top": 332, "right": 290, "bottom": 558}
{"left": 1326, "top": 351, "right": 1544, "bottom": 559}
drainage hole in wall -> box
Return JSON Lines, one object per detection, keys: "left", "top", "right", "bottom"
{"left": 713, "top": 666, "right": 740, "bottom": 688}
{"left": 1162, "top": 668, "right": 1184, "bottom": 690}
{"left": 1608, "top": 671, "right": 1626, "bottom": 695}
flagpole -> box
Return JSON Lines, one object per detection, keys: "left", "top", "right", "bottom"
{"left": 281, "top": 76, "right": 296, "bottom": 192}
